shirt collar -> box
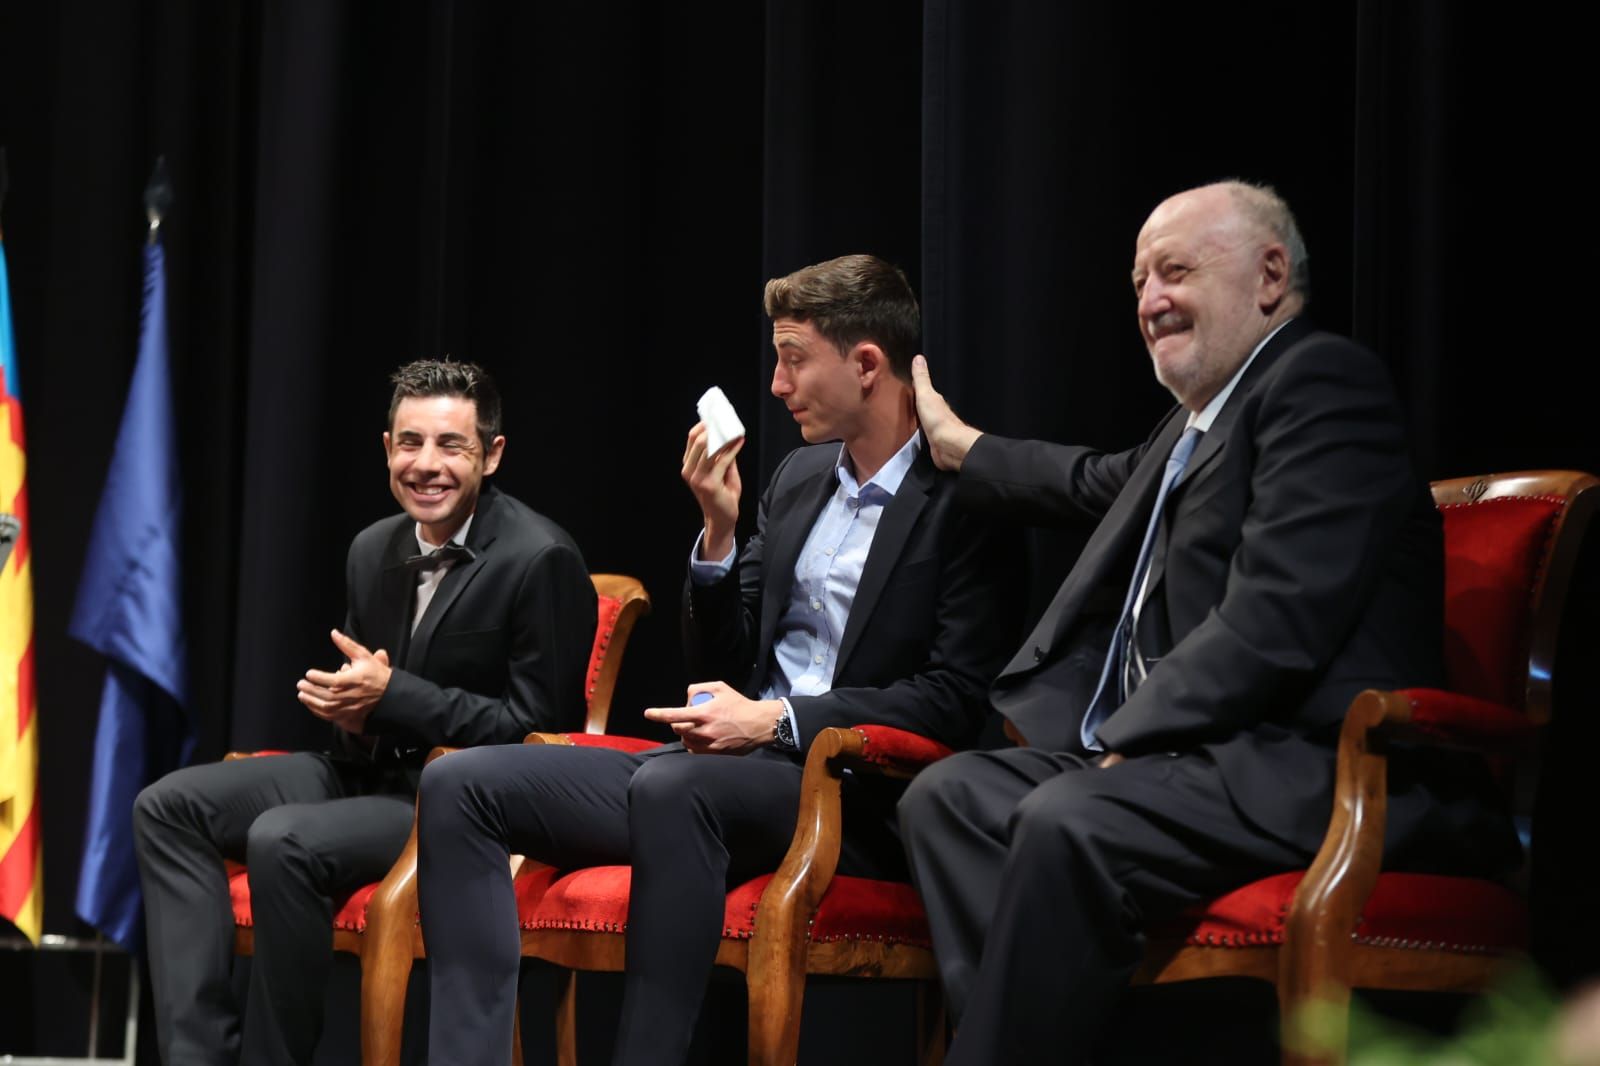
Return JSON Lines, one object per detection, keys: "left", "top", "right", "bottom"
{"left": 1187, "top": 317, "right": 1295, "bottom": 432}
{"left": 834, "top": 430, "right": 923, "bottom": 499}
{"left": 415, "top": 513, "right": 474, "bottom": 555}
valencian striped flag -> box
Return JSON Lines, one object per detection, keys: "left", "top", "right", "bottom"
{"left": 0, "top": 215, "right": 43, "bottom": 944}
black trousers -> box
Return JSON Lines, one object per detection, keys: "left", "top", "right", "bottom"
{"left": 897, "top": 749, "right": 1313, "bottom": 1066}
{"left": 132, "top": 752, "right": 415, "bottom": 1066}
{"left": 417, "top": 743, "right": 905, "bottom": 1066}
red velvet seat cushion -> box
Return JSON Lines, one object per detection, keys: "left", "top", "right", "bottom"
{"left": 229, "top": 868, "right": 376, "bottom": 933}
{"left": 1438, "top": 496, "right": 1563, "bottom": 707}
{"left": 512, "top": 862, "right": 561, "bottom": 915}
{"left": 519, "top": 866, "right": 1524, "bottom": 955}
{"left": 520, "top": 866, "right": 932, "bottom": 948}
{"left": 1150, "top": 870, "right": 1528, "bottom": 953}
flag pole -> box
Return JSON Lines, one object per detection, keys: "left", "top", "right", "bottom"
{"left": 145, "top": 155, "right": 171, "bottom": 246}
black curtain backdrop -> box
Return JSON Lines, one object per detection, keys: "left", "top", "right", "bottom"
{"left": 1, "top": 1, "right": 1589, "bottom": 1063}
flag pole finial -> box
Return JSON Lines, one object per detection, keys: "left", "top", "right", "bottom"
{"left": 144, "top": 155, "right": 173, "bottom": 245}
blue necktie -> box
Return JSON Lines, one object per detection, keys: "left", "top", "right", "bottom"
{"left": 1080, "top": 426, "right": 1203, "bottom": 751}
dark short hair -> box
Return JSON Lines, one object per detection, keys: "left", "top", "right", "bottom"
{"left": 763, "top": 254, "right": 921, "bottom": 382}
{"left": 387, "top": 359, "right": 502, "bottom": 451}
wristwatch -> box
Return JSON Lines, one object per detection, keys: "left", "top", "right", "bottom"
{"left": 773, "top": 706, "right": 798, "bottom": 750}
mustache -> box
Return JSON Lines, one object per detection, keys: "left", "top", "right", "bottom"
{"left": 1145, "top": 311, "right": 1190, "bottom": 341}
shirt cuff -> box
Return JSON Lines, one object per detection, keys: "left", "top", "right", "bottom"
{"left": 688, "top": 529, "right": 736, "bottom": 585}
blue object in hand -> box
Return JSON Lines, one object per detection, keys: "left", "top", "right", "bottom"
{"left": 690, "top": 692, "right": 714, "bottom": 706}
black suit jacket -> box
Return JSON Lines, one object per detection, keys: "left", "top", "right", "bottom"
{"left": 683, "top": 440, "right": 1020, "bottom": 753}
{"left": 344, "top": 484, "right": 595, "bottom": 771}
{"left": 961, "top": 321, "right": 1506, "bottom": 857}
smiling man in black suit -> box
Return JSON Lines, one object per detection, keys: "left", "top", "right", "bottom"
{"left": 416, "top": 255, "right": 1021, "bottom": 1066}
{"left": 133, "top": 359, "right": 595, "bottom": 1066}
{"left": 899, "top": 181, "right": 1518, "bottom": 1065}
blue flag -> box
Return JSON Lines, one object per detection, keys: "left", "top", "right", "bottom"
{"left": 69, "top": 239, "right": 193, "bottom": 952}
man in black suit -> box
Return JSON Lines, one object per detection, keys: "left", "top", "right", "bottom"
{"left": 132, "top": 360, "right": 594, "bottom": 1066}
{"left": 416, "top": 255, "right": 1019, "bottom": 1066}
{"left": 899, "top": 181, "right": 1516, "bottom": 1064}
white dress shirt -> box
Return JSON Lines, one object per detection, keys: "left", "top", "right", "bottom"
{"left": 412, "top": 514, "right": 473, "bottom": 634}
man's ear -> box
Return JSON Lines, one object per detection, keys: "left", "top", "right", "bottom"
{"left": 382, "top": 431, "right": 393, "bottom": 458}
{"left": 853, "top": 342, "right": 887, "bottom": 389}
{"left": 483, "top": 435, "right": 506, "bottom": 477}
{"left": 1259, "top": 242, "right": 1291, "bottom": 312}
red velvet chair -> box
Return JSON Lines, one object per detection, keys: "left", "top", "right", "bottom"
{"left": 513, "top": 724, "right": 950, "bottom": 1066}
{"left": 1131, "top": 470, "right": 1599, "bottom": 1065}
{"left": 225, "top": 572, "right": 651, "bottom": 1066}
{"left": 516, "top": 470, "right": 1595, "bottom": 1066}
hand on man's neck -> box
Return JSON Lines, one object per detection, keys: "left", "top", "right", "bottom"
{"left": 844, "top": 388, "right": 919, "bottom": 484}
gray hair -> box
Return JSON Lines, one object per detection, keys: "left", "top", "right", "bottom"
{"left": 1218, "top": 180, "right": 1310, "bottom": 303}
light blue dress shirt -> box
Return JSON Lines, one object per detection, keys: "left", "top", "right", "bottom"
{"left": 690, "top": 431, "right": 923, "bottom": 747}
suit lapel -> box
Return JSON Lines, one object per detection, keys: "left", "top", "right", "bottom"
{"left": 758, "top": 458, "right": 839, "bottom": 661}
{"left": 403, "top": 487, "right": 501, "bottom": 673}
{"left": 834, "top": 446, "right": 933, "bottom": 673}
{"left": 1177, "top": 422, "right": 1226, "bottom": 489}
{"left": 1145, "top": 417, "right": 1231, "bottom": 597}
{"left": 377, "top": 523, "right": 418, "bottom": 665}
{"left": 1144, "top": 429, "right": 1226, "bottom": 598}
{"left": 998, "top": 411, "right": 1187, "bottom": 680}
{"left": 1142, "top": 318, "right": 1308, "bottom": 596}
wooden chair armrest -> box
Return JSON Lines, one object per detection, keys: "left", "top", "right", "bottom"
{"left": 760, "top": 724, "right": 952, "bottom": 916}
{"left": 522, "top": 731, "right": 659, "bottom": 753}
{"left": 1280, "top": 688, "right": 1412, "bottom": 1008}
{"left": 1374, "top": 687, "right": 1538, "bottom": 754}
{"left": 741, "top": 725, "right": 956, "bottom": 1065}
{"left": 746, "top": 728, "right": 863, "bottom": 1002}
{"left": 1285, "top": 683, "right": 1536, "bottom": 978}
{"left": 365, "top": 817, "right": 422, "bottom": 941}
{"left": 365, "top": 747, "right": 461, "bottom": 940}
{"left": 359, "top": 745, "right": 467, "bottom": 1051}
{"left": 828, "top": 724, "right": 955, "bottom": 780}
{"left": 744, "top": 724, "right": 952, "bottom": 1044}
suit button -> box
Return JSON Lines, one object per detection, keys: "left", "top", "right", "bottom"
{"left": 1033, "top": 646, "right": 1044, "bottom": 662}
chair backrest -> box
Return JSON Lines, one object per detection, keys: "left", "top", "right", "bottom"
{"left": 584, "top": 574, "right": 652, "bottom": 734}
{"left": 1431, "top": 471, "right": 1598, "bottom": 722}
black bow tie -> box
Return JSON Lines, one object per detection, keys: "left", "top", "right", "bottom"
{"left": 403, "top": 543, "right": 476, "bottom": 573}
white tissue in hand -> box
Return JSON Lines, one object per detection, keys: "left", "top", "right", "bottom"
{"left": 697, "top": 386, "right": 747, "bottom": 456}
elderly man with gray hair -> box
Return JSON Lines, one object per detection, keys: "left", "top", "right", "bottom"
{"left": 902, "top": 181, "right": 1517, "bottom": 1064}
